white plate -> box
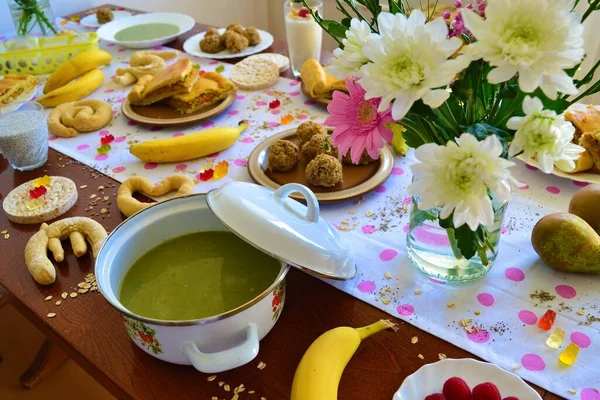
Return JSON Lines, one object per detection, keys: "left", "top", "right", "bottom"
{"left": 97, "top": 12, "right": 195, "bottom": 49}
{"left": 80, "top": 10, "right": 132, "bottom": 29}
{"left": 0, "top": 87, "right": 37, "bottom": 114}
{"left": 394, "top": 358, "right": 542, "bottom": 400}
{"left": 183, "top": 28, "right": 274, "bottom": 60}
{"left": 516, "top": 155, "right": 600, "bottom": 184}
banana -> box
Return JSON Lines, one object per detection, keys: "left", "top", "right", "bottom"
{"left": 37, "top": 69, "right": 105, "bottom": 108}
{"left": 387, "top": 122, "right": 408, "bottom": 156}
{"left": 291, "top": 319, "right": 395, "bottom": 400}
{"left": 44, "top": 49, "right": 112, "bottom": 94}
{"left": 130, "top": 121, "right": 249, "bottom": 163}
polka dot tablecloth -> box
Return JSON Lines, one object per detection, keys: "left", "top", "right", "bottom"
{"left": 17, "top": 22, "right": 599, "bottom": 398}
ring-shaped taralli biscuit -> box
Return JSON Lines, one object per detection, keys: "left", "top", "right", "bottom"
{"left": 25, "top": 217, "right": 108, "bottom": 285}
{"left": 47, "top": 100, "right": 112, "bottom": 138}
{"left": 117, "top": 174, "right": 195, "bottom": 217}
{"left": 114, "top": 50, "right": 180, "bottom": 85}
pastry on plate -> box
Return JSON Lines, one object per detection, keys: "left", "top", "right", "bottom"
{"left": 167, "top": 72, "right": 236, "bottom": 114}
{"left": 579, "top": 131, "right": 600, "bottom": 170}
{"left": 127, "top": 58, "right": 198, "bottom": 106}
{"left": 300, "top": 58, "right": 347, "bottom": 102}
{"left": 0, "top": 74, "right": 38, "bottom": 106}
{"left": 565, "top": 104, "right": 600, "bottom": 141}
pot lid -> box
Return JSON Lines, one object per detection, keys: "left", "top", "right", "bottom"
{"left": 207, "top": 182, "right": 356, "bottom": 280}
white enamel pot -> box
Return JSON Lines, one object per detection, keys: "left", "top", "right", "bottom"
{"left": 95, "top": 193, "right": 289, "bottom": 373}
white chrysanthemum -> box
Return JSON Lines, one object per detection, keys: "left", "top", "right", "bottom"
{"left": 463, "top": 0, "right": 584, "bottom": 100}
{"left": 507, "top": 96, "right": 584, "bottom": 173}
{"left": 328, "top": 19, "right": 373, "bottom": 79}
{"left": 358, "top": 11, "right": 470, "bottom": 120}
{"left": 409, "top": 134, "right": 514, "bottom": 230}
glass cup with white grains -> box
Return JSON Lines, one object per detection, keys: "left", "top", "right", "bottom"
{"left": 0, "top": 102, "right": 48, "bottom": 171}
{"left": 284, "top": 0, "right": 323, "bottom": 77}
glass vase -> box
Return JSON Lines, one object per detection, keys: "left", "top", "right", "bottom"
{"left": 406, "top": 195, "right": 507, "bottom": 283}
{"left": 8, "top": 0, "right": 57, "bottom": 37}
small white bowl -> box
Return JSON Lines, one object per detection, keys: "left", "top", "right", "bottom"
{"left": 97, "top": 12, "right": 195, "bottom": 49}
{"left": 394, "top": 359, "right": 542, "bottom": 400}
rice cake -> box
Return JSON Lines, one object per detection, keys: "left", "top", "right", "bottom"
{"left": 245, "top": 53, "right": 289, "bottom": 73}
{"left": 229, "top": 58, "right": 279, "bottom": 91}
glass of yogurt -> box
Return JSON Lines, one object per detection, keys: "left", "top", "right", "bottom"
{"left": 0, "top": 102, "right": 48, "bottom": 171}
{"left": 284, "top": 0, "right": 323, "bottom": 77}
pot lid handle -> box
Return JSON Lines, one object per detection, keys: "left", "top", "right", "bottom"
{"left": 274, "top": 183, "right": 319, "bottom": 223}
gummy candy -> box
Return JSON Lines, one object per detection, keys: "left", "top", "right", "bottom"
{"left": 280, "top": 114, "right": 293, "bottom": 125}
{"left": 213, "top": 161, "right": 229, "bottom": 180}
{"left": 198, "top": 70, "right": 206, "bottom": 77}
{"left": 546, "top": 327, "right": 565, "bottom": 349}
{"left": 25, "top": 198, "right": 45, "bottom": 210}
{"left": 269, "top": 99, "right": 280, "bottom": 109}
{"left": 101, "top": 134, "right": 115, "bottom": 145}
{"left": 199, "top": 169, "right": 214, "bottom": 181}
{"left": 29, "top": 186, "right": 47, "bottom": 199}
{"left": 298, "top": 8, "right": 310, "bottom": 18}
{"left": 33, "top": 175, "right": 51, "bottom": 188}
{"left": 559, "top": 343, "right": 580, "bottom": 366}
{"left": 538, "top": 309, "right": 556, "bottom": 331}
{"left": 97, "top": 144, "right": 111, "bottom": 155}
{"left": 215, "top": 65, "right": 225, "bottom": 73}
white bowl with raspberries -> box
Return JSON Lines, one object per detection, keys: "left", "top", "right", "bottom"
{"left": 394, "top": 358, "right": 542, "bottom": 400}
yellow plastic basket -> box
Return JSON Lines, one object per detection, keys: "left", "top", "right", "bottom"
{"left": 0, "top": 32, "right": 99, "bottom": 75}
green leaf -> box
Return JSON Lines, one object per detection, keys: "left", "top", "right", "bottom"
{"left": 341, "top": 17, "right": 352, "bottom": 28}
{"left": 452, "top": 224, "right": 479, "bottom": 260}
{"left": 411, "top": 208, "right": 439, "bottom": 227}
{"left": 466, "top": 123, "right": 511, "bottom": 158}
{"left": 320, "top": 20, "right": 349, "bottom": 38}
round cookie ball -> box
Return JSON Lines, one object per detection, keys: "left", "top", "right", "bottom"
{"left": 301, "top": 133, "right": 338, "bottom": 162}
{"left": 297, "top": 121, "right": 327, "bottom": 146}
{"left": 226, "top": 23, "right": 245, "bottom": 34}
{"left": 200, "top": 34, "right": 224, "bottom": 53}
{"left": 342, "top": 149, "right": 378, "bottom": 165}
{"left": 243, "top": 27, "right": 261, "bottom": 46}
{"left": 225, "top": 32, "right": 249, "bottom": 54}
{"left": 268, "top": 139, "right": 299, "bottom": 172}
{"left": 305, "top": 154, "right": 343, "bottom": 187}
{"left": 205, "top": 27, "right": 219, "bottom": 37}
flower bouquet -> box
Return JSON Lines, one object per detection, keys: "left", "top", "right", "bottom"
{"left": 302, "top": 0, "right": 600, "bottom": 282}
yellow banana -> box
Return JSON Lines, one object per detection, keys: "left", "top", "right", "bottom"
{"left": 37, "top": 69, "right": 105, "bottom": 108}
{"left": 130, "top": 121, "right": 249, "bottom": 163}
{"left": 44, "top": 49, "right": 112, "bottom": 94}
{"left": 291, "top": 319, "right": 395, "bottom": 400}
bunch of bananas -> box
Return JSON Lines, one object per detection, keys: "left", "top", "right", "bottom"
{"left": 37, "top": 49, "right": 112, "bottom": 107}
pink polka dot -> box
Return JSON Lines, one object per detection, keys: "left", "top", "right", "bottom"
{"left": 206, "top": 152, "right": 219, "bottom": 158}
{"left": 518, "top": 310, "right": 538, "bottom": 325}
{"left": 0, "top": 36, "right": 6, "bottom": 41}
{"left": 581, "top": 388, "right": 600, "bottom": 400}
{"left": 574, "top": 181, "right": 589, "bottom": 187}
{"left": 429, "top": 277, "right": 446, "bottom": 284}
{"left": 234, "top": 159, "right": 248, "bottom": 167}
{"left": 236, "top": 95, "right": 245, "bottom": 100}
{"left": 357, "top": 280, "right": 376, "bottom": 293}
{"left": 467, "top": 329, "right": 490, "bottom": 343}
{"left": 546, "top": 186, "right": 560, "bottom": 194}
{"left": 375, "top": 185, "right": 386, "bottom": 193}
{"left": 201, "top": 121, "right": 214, "bottom": 128}
{"left": 289, "top": 80, "right": 300, "bottom": 86}
{"left": 297, "top": 114, "right": 308, "bottom": 120}
{"left": 256, "top": 101, "right": 267, "bottom": 106}
{"left": 403, "top": 196, "right": 412, "bottom": 205}
{"left": 477, "top": 293, "right": 495, "bottom": 307}
{"left": 521, "top": 354, "right": 546, "bottom": 372}
{"left": 304, "top": 99, "right": 316, "bottom": 106}
{"left": 556, "top": 284, "right": 576, "bottom": 299}
{"left": 241, "top": 137, "right": 255, "bottom": 143}
{"left": 175, "top": 164, "right": 187, "bottom": 171}
{"left": 118, "top": 48, "right": 126, "bottom": 52}
{"left": 112, "top": 166, "right": 125, "bottom": 173}
{"left": 403, "top": 224, "right": 409, "bottom": 233}
{"left": 413, "top": 226, "right": 450, "bottom": 247}
{"left": 265, "top": 90, "right": 273, "bottom": 96}
{"left": 379, "top": 249, "right": 398, "bottom": 261}
{"left": 95, "top": 154, "right": 108, "bottom": 161}
{"left": 289, "top": 91, "right": 301, "bottom": 96}
{"left": 144, "top": 163, "right": 157, "bottom": 170}
{"left": 127, "top": 120, "right": 138, "bottom": 126}
{"left": 397, "top": 304, "right": 414, "bottom": 316}
{"left": 505, "top": 267, "right": 525, "bottom": 281}
{"left": 116, "top": 97, "right": 125, "bottom": 104}
{"left": 227, "top": 110, "right": 239, "bottom": 116}
{"left": 48, "top": 135, "right": 59, "bottom": 141}
{"left": 391, "top": 167, "right": 404, "bottom": 175}
{"left": 268, "top": 122, "right": 280, "bottom": 128}
{"left": 209, "top": 60, "right": 219, "bottom": 65}
{"left": 271, "top": 109, "right": 281, "bottom": 115}
{"left": 99, "top": 130, "right": 109, "bottom": 136}
{"left": 525, "top": 164, "right": 538, "bottom": 171}
{"left": 77, "top": 144, "right": 90, "bottom": 151}
{"left": 104, "top": 89, "right": 114, "bottom": 93}
{"left": 501, "top": 226, "right": 507, "bottom": 234}
{"left": 172, "top": 132, "right": 184, "bottom": 137}
{"left": 361, "top": 225, "right": 376, "bottom": 234}
{"left": 107, "top": 42, "right": 115, "bottom": 47}
{"left": 570, "top": 332, "right": 591, "bottom": 349}
{"left": 150, "top": 126, "right": 162, "bottom": 132}
{"left": 114, "top": 136, "right": 126, "bottom": 143}
{"left": 518, "top": 184, "right": 530, "bottom": 190}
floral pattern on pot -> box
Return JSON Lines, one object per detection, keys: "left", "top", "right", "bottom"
{"left": 272, "top": 281, "right": 286, "bottom": 321}
{"left": 123, "top": 316, "right": 163, "bottom": 354}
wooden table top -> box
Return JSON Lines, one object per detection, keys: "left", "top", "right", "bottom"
{"left": 0, "top": 5, "right": 560, "bottom": 400}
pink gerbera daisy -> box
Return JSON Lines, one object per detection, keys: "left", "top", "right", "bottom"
{"left": 325, "top": 77, "right": 394, "bottom": 164}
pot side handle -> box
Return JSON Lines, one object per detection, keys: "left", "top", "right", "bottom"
{"left": 274, "top": 183, "right": 319, "bottom": 223}
{"left": 181, "top": 324, "right": 260, "bottom": 373}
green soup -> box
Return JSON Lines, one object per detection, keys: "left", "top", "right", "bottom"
{"left": 119, "top": 231, "right": 281, "bottom": 321}
{"left": 114, "top": 23, "right": 180, "bottom": 41}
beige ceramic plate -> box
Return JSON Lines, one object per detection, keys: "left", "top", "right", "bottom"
{"left": 517, "top": 155, "right": 600, "bottom": 184}
{"left": 248, "top": 128, "right": 394, "bottom": 203}
{"left": 121, "top": 92, "right": 236, "bottom": 126}
{"left": 300, "top": 83, "right": 331, "bottom": 106}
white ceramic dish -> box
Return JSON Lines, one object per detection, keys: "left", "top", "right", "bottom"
{"left": 516, "top": 155, "right": 600, "bottom": 184}
{"left": 394, "top": 358, "right": 542, "bottom": 400}
{"left": 97, "top": 13, "right": 195, "bottom": 49}
{"left": 183, "top": 28, "right": 274, "bottom": 60}
{"left": 80, "top": 10, "right": 132, "bottom": 29}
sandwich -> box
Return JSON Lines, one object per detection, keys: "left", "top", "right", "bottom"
{"left": 0, "top": 74, "right": 38, "bottom": 106}
{"left": 127, "top": 58, "right": 198, "bottom": 106}
{"left": 300, "top": 58, "right": 347, "bottom": 102}
{"left": 166, "top": 72, "right": 236, "bottom": 114}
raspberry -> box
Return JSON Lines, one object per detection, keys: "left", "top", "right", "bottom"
{"left": 503, "top": 397, "right": 519, "bottom": 400}
{"left": 472, "top": 382, "right": 501, "bottom": 400}
{"left": 425, "top": 394, "right": 446, "bottom": 400}
{"left": 443, "top": 377, "right": 472, "bottom": 400}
